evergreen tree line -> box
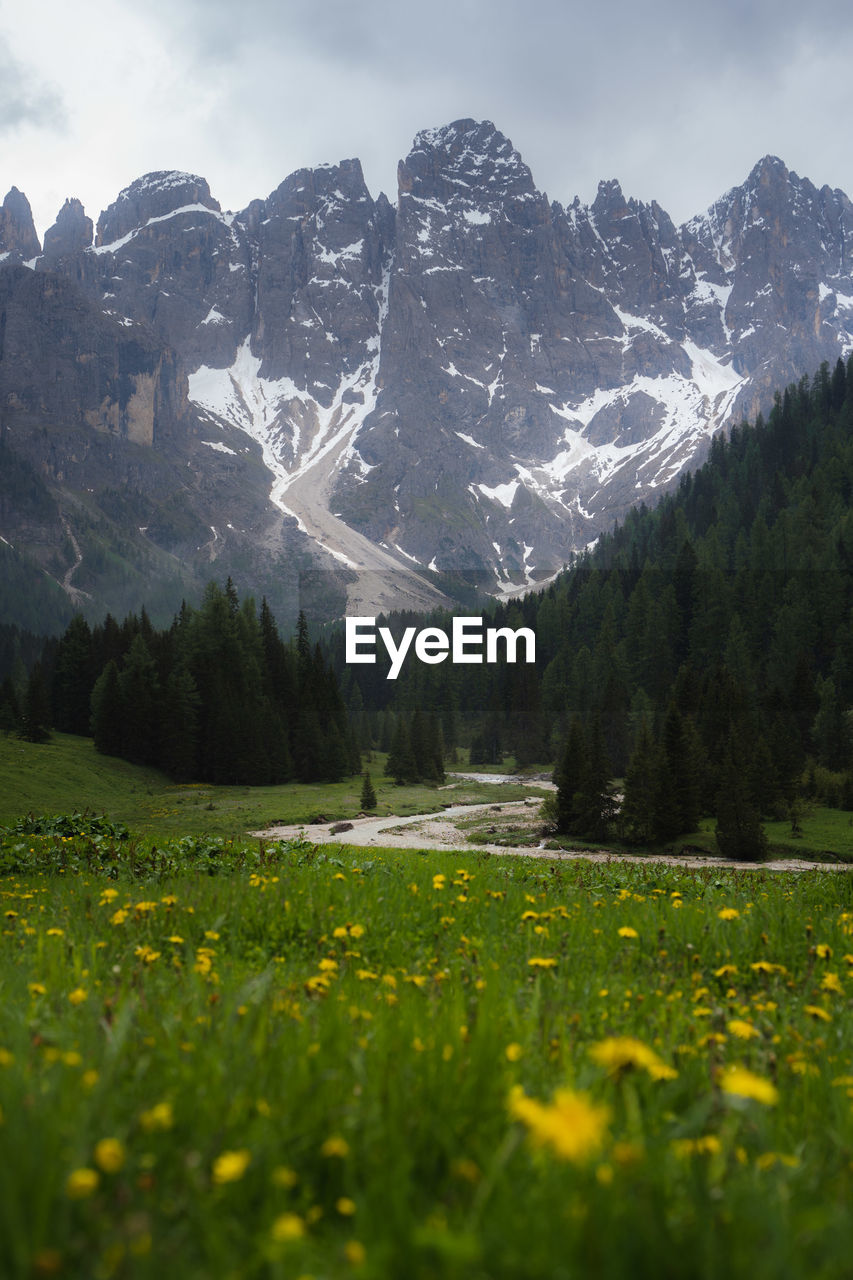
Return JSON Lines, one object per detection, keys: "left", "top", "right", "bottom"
{"left": 384, "top": 707, "right": 446, "bottom": 785}
{"left": 332, "top": 355, "right": 853, "bottom": 855}
{"left": 25, "top": 581, "right": 360, "bottom": 785}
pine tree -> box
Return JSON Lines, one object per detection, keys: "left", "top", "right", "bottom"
{"left": 52, "top": 614, "right": 94, "bottom": 735}
{"left": 714, "top": 730, "right": 769, "bottom": 861}
{"left": 360, "top": 770, "right": 377, "bottom": 810}
{"left": 90, "top": 660, "right": 124, "bottom": 757}
{"left": 19, "top": 662, "right": 51, "bottom": 743}
{"left": 554, "top": 716, "right": 585, "bottom": 835}
{"left": 620, "top": 716, "right": 658, "bottom": 844}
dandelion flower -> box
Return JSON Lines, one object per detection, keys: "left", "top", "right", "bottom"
{"left": 718, "top": 1065, "right": 779, "bottom": 1106}
{"left": 756, "top": 1151, "right": 799, "bottom": 1171}
{"left": 66, "top": 1168, "right": 99, "bottom": 1199}
{"left": 508, "top": 1085, "right": 610, "bottom": 1162}
{"left": 321, "top": 1135, "right": 350, "bottom": 1158}
{"left": 618, "top": 926, "right": 639, "bottom": 939}
{"left": 94, "top": 1138, "right": 125, "bottom": 1174}
{"left": 804, "top": 1004, "right": 832, "bottom": 1022}
{"left": 820, "top": 973, "right": 844, "bottom": 994}
{"left": 505, "top": 1042, "right": 524, "bottom": 1062}
{"left": 68, "top": 988, "right": 87, "bottom": 1006}
{"left": 139, "top": 1101, "right": 173, "bottom": 1132}
{"left": 589, "top": 1036, "right": 678, "bottom": 1081}
{"left": 727, "top": 1019, "right": 761, "bottom": 1040}
{"left": 212, "top": 1149, "right": 251, "bottom": 1185}
{"left": 671, "top": 1135, "right": 722, "bottom": 1158}
{"left": 527, "top": 957, "right": 557, "bottom": 969}
{"left": 345, "top": 1241, "right": 366, "bottom": 1266}
{"left": 271, "top": 1213, "right": 305, "bottom": 1242}
{"left": 718, "top": 908, "right": 740, "bottom": 921}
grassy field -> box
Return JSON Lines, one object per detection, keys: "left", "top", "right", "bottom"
{"left": 0, "top": 734, "right": 546, "bottom": 840}
{"left": 2, "top": 735, "right": 853, "bottom": 1276}
{"left": 0, "top": 832, "right": 852, "bottom": 1278}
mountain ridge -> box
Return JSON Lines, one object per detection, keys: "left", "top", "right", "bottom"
{"left": 2, "top": 120, "right": 852, "bottom": 621}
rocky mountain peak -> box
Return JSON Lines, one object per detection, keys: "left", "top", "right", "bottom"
{"left": 42, "top": 197, "right": 94, "bottom": 259}
{"left": 400, "top": 118, "right": 537, "bottom": 209}
{"left": 264, "top": 157, "right": 372, "bottom": 221}
{"left": 593, "top": 178, "right": 627, "bottom": 209}
{"left": 0, "top": 187, "right": 40, "bottom": 260}
{"left": 96, "top": 171, "right": 221, "bottom": 248}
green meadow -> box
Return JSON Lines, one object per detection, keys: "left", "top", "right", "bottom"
{"left": 0, "top": 734, "right": 542, "bottom": 840}
{"left": 1, "top": 737, "right": 853, "bottom": 1277}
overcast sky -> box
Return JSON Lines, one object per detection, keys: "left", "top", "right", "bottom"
{"left": 4, "top": 0, "right": 853, "bottom": 238}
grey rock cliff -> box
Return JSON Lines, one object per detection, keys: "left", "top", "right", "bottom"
{"left": 5, "top": 122, "right": 853, "bottom": 609}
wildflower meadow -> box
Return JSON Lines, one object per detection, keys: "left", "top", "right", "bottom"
{"left": 0, "top": 825, "right": 852, "bottom": 1278}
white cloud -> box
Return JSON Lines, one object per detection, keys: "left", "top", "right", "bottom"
{"left": 3, "top": 0, "right": 853, "bottom": 238}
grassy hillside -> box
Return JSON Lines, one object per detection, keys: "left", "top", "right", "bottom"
{"left": 0, "top": 734, "right": 540, "bottom": 839}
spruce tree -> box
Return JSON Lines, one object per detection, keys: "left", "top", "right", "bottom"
{"left": 620, "top": 716, "right": 658, "bottom": 844}
{"left": 90, "top": 660, "right": 124, "bottom": 757}
{"left": 360, "top": 770, "right": 377, "bottom": 810}
{"left": 19, "top": 662, "right": 51, "bottom": 743}
{"left": 554, "top": 716, "right": 585, "bottom": 835}
{"left": 714, "top": 730, "right": 769, "bottom": 861}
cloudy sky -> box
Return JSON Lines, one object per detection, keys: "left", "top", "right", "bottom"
{"left": 4, "top": 0, "right": 853, "bottom": 238}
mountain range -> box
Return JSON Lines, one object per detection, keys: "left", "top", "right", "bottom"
{"left": 2, "top": 119, "right": 852, "bottom": 626}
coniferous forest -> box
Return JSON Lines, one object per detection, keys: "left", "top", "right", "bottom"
{"left": 329, "top": 355, "right": 853, "bottom": 855}
{"left": 1, "top": 581, "right": 359, "bottom": 785}
{"left": 6, "top": 356, "right": 853, "bottom": 854}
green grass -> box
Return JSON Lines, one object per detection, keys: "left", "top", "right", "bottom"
{"left": 764, "top": 806, "right": 853, "bottom": 862}
{"left": 0, "top": 734, "right": 545, "bottom": 840}
{"left": 0, "top": 839, "right": 852, "bottom": 1277}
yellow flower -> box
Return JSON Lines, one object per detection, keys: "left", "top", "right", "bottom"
{"left": 756, "top": 1151, "right": 799, "bottom": 1171}
{"left": 336, "top": 1197, "right": 357, "bottom": 1216}
{"left": 271, "top": 1213, "right": 305, "bottom": 1242}
{"left": 714, "top": 965, "right": 738, "bottom": 978}
{"left": 589, "top": 1036, "right": 678, "bottom": 1081}
{"left": 46, "top": 927, "right": 64, "bottom": 937}
{"left": 618, "top": 926, "right": 639, "bottom": 939}
{"left": 815, "top": 944, "right": 833, "bottom": 959}
{"left": 508, "top": 1085, "right": 610, "bottom": 1162}
{"left": 66, "top": 1167, "right": 99, "bottom": 1199}
{"left": 718, "top": 908, "right": 740, "bottom": 921}
{"left": 727, "top": 1019, "right": 760, "bottom": 1040}
{"left": 718, "top": 1065, "right": 779, "bottom": 1106}
{"left": 212, "top": 1149, "right": 251, "bottom": 1185}
{"left": 28, "top": 982, "right": 46, "bottom": 996}
{"left": 68, "top": 988, "right": 87, "bottom": 1006}
{"left": 99, "top": 889, "right": 119, "bottom": 903}
{"left": 820, "top": 972, "right": 844, "bottom": 994}
{"left": 94, "top": 1138, "right": 125, "bottom": 1174}
{"left": 272, "top": 1165, "right": 298, "bottom": 1188}
{"left": 110, "top": 909, "right": 129, "bottom": 926}
{"left": 321, "top": 1135, "right": 349, "bottom": 1158}
{"left": 804, "top": 1004, "right": 831, "bottom": 1022}
{"left": 139, "top": 1101, "right": 173, "bottom": 1132}
{"left": 345, "top": 1240, "right": 367, "bottom": 1266}
{"left": 527, "top": 957, "right": 557, "bottom": 969}
{"left": 672, "top": 1134, "right": 722, "bottom": 1158}
{"left": 505, "top": 1042, "right": 524, "bottom": 1062}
